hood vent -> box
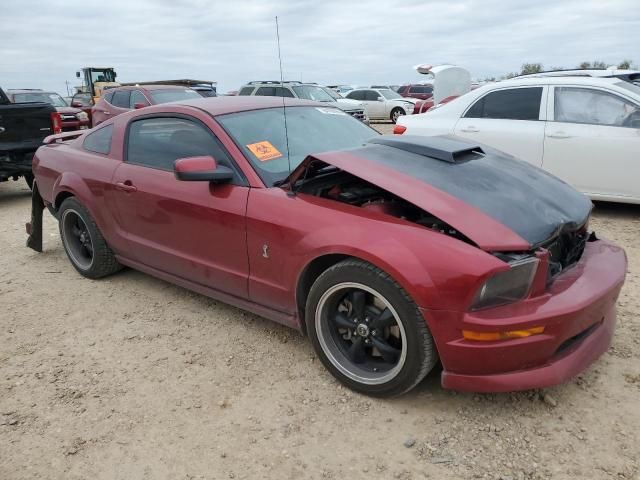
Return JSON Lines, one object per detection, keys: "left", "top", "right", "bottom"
{"left": 368, "top": 135, "right": 484, "bottom": 164}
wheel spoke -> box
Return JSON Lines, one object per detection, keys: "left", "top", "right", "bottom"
{"left": 370, "top": 336, "right": 401, "bottom": 363}
{"left": 349, "top": 290, "right": 366, "bottom": 320}
{"left": 371, "top": 308, "right": 395, "bottom": 329}
{"left": 333, "top": 311, "right": 354, "bottom": 330}
{"left": 348, "top": 336, "right": 366, "bottom": 364}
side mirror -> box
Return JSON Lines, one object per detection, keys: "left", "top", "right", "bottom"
{"left": 377, "top": 96, "right": 385, "bottom": 102}
{"left": 174, "top": 156, "right": 234, "bottom": 183}
{"left": 76, "top": 71, "right": 80, "bottom": 78}
{"left": 133, "top": 102, "right": 148, "bottom": 110}
{"left": 70, "top": 101, "right": 83, "bottom": 108}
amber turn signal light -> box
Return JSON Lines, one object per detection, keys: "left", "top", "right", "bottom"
{"left": 462, "top": 326, "right": 545, "bottom": 341}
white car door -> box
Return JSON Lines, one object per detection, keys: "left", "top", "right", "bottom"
{"left": 363, "top": 90, "right": 386, "bottom": 119}
{"left": 543, "top": 86, "right": 640, "bottom": 201}
{"left": 453, "top": 86, "right": 547, "bottom": 166}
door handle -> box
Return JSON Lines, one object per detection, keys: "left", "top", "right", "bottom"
{"left": 547, "top": 131, "right": 570, "bottom": 139}
{"left": 115, "top": 181, "right": 137, "bottom": 193}
{"left": 460, "top": 126, "right": 479, "bottom": 133}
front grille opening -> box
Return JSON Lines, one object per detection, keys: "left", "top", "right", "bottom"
{"left": 546, "top": 228, "right": 588, "bottom": 283}
{"left": 554, "top": 320, "right": 602, "bottom": 357}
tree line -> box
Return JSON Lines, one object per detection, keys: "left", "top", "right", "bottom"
{"left": 480, "top": 60, "right": 636, "bottom": 82}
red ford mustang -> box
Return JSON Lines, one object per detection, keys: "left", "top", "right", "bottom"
{"left": 27, "top": 97, "right": 626, "bottom": 397}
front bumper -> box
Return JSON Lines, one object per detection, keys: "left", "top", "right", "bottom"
{"left": 423, "top": 239, "right": 627, "bottom": 392}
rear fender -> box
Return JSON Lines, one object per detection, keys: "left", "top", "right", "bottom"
{"left": 52, "top": 172, "right": 109, "bottom": 235}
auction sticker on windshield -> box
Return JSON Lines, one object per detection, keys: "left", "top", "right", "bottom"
{"left": 246, "top": 141, "right": 283, "bottom": 162}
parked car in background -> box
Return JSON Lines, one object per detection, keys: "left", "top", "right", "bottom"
{"left": 7, "top": 89, "right": 90, "bottom": 132}
{"left": 397, "top": 83, "right": 434, "bottom": 100}
{"left": 319, "top": 86, "right": 369, "bottom": 123}
{"left": 91, "top": 85, "right": 202, "bottom": 126}
{"left": 121, "top": 79, "right": 218, "bottom": 97}
{"left": 0, "top": 86, "right": 59, "bottom": 188}
{"left": 345, "top": 87, "right": 416, "bottom": 123}
{"left": 27, "top": 96, "right": 627, "bottom": 396}
{"left": 70, "top": 92, "right": 95, "bottom": 124}
{"left": 327, "top": 85, "right": 355, "bottom": 95}
{"left": 238, "top": 81, "right": 367, "bottom": 123}
{"left": 396, "top": 76, "right": 640, "bottom": 203}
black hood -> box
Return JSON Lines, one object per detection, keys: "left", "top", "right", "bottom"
{"left": 365, "top": 135, "right": 592, "bottom": 246}
{"left": 301, "top": 135, "right": 592, "bottom": 249}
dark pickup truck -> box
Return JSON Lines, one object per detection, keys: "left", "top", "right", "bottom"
{"left": 1, "top": 86, "right": 59, "bottom": 188}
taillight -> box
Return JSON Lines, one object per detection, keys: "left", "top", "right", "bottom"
{"left": 393, "top": 125, "right": 407, "bottom": 135}
{"left": 51, "top": 112, "right": 62, "bottom": 134}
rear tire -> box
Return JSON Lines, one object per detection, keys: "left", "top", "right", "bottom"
{"left": 58, "top": 197, "right": 122, "bottom": 279}
{"left": 306, "top": 259, "right": 437, "bottom": 397}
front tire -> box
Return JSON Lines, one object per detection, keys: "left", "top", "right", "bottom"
{"left": 24, "top": 173, "right": 34, "bottom": 190}
{"left": 390, "top": 107, "right": 405, "bottom": 124}
{"left": 58, "top": 197, "right": 122, "bottom": 279}
{"left": 306, "top": 259, "right": 437, "bottom": 397}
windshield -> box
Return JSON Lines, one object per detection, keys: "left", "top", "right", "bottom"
{"left": 217, "top": 106, "right": 378, "bottom": 186}
{"left": 90, "top": 69, "right": 117, "bottom": 83}
{"left": 292, "top": 85, "right": 335, "bottom": 102}
{"left": 149, "top": 89, "right": 202, "bottom": 104}
{"left": 379, "top": 89, "right": 403, "bottom": 100}
{"left": 13, "top": 92, "right": 68, "bottom": 107}
{"left": 321, "top": 87, "right": 342, "bottom": 100}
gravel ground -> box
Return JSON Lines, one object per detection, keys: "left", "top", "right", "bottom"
{"left": 1, "top": 127, "right": 639, "bottom": 479}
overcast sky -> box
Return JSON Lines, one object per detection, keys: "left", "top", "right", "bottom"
{"left": 2, "top": 0, "right": 639, "bottom": 95}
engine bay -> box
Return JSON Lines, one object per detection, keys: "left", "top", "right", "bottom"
{"left": 297, "top": 168, "right": 470, "bottom": 243}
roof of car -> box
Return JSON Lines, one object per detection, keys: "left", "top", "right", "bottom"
{"left": 166, "top": 95, "right": 325, "bottom": 116}
{"left": 109, "top": 84, "right": 194, "bottom": 92}
{"left": 493, "top": 76, "right": 625, "bottom": 87}
{"left": 7, "top": 89, "right": 51, "bottom": 94}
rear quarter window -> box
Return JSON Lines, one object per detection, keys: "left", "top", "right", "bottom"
{"left": 238, "top": 86, "right": 255, "bottom": 96}
{"left": 83, "top": 124, "right": 113, "bottom": 155}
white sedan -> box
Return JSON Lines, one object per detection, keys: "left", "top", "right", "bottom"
{"left": 345, "top": 88, "right": 416, "bottom": 123}
{"left": 396, "top": 76, "right": 640, "bottom": 204}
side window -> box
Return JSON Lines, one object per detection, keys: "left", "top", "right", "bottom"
{"left": 364, "top": 90, "right": 381, "bottom": 101}
{"left": 111, "top": 90, "right": 131, "bottom": 109}
{"left": 126, "top": 117, "right": 239, "bottom": 179}
{"left": 346, "top": 91, "right": 363, "bottom": 101}
{"left": 554, "top": 87, "right": 638, "bottom": 127}
{"left": 83, "top": 124, "right": 113, "bottom": 155}
{"left": 397, "top": 86, "right": 407, "bottom": 94}
{"left": 238, "top": 86, "right": 254, "bottom": 96}
{"left": 272, "top": 87, "right": 294, "bottom": 98}
{"left": 129, "top": 90, "right": 150, "bottom": 108}
{"left": 465, "top": 87, "right": 543, "bottom": 120}
{"left": 103, "top": 91, "right": 114, "bottom": 104}
{"left": 255, "top": 87, "right": 275, "bottom": 96}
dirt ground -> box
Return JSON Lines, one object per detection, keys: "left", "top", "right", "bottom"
{"left": 1, "top": 126, "right": 639, "bottom": 479}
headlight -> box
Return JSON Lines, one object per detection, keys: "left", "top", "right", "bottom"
{"left": 470, "top": 257, "right": 538, "bottom": 310}
{"left": 76, "top": 112, "right": 89, "bottom": 121}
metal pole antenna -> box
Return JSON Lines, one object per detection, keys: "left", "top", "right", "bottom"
{"left": 275, "top": 16, "right": 292, "bottom": 179}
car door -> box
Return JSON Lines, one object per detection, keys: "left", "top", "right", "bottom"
{"left": 543, "top": 85, "right": 640, "bottom": 200}
{"left": 94, "top": 90, "right": 130, "bottom": 125}
{"left": 111, "top": 114, "right": 250, "bottom": 297}
{"left": 453, "top": 86, "right": 547, "bottom": 166}
{"left": 363, "top": 90, "right": 386, "bottom": 119}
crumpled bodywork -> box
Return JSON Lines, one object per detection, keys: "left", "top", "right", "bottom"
{"left": 288, "top": 135, "right": 593, "bottom": 251}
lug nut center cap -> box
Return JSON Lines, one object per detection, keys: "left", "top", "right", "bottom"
{"left": 356, "top": 324, "right": 370, "bottom": 337}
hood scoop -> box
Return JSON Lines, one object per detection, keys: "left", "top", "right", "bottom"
{"left": 368, "top": 135, "right": 484, "bottom": 163}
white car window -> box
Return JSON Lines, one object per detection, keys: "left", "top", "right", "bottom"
{"left": 554, "top": 87, "right": 639, "bottom": 127}
{"left": 465, "top": 87, "right": 543, "bottom": 121}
